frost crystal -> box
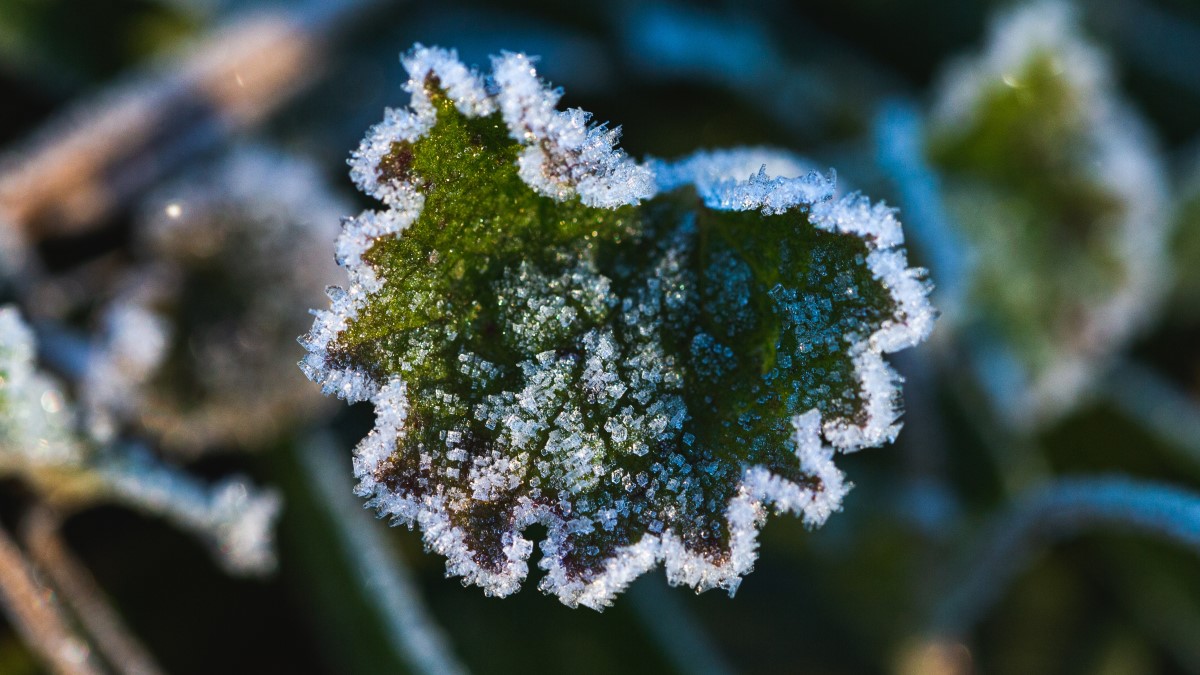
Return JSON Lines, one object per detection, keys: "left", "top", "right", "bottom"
{"left": 928, "top": 1, "right": 1167, "bottom": 424}
{"left": 301, "top": 46, "right": 934, "bottom": 609}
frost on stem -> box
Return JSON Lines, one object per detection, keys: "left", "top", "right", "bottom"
{"left": 301, "top": 46, "right": 934, "bottom": 609}
{"left": 0, "top": 306, "right": 282, "bottom": 575}
{"left": 928, "top": 1, "right": 1167, "bottom": 425}
{"left": 83, "top": 146, "right": 346, "bottom": 454}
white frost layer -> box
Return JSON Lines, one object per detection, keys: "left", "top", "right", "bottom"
{"left": 347, "top": 45, "right": 654, "bottom": 210}
{"left": 0, "top": 305, "right": 86, "bottom": 472}
{"left": 306, "top": 46, "right": 936, "bottom": 608}
{"left": 933, "top": 1, "right": 1167, "bottom": 425}
{"left": 652, "top": 147, "right": 818, "bottom": 196}
{"left": 82, "top": 298, "right": 171, "bottom": 444}
{"left": 96, "top": 448, "right": 283, "bottom": 576}
{"left": 492, "top": 52, "right": 655, "bottom": 207}
{"left": 812, "top": 197, "right": 937, "bottom": 449}
{"left": 933, "top": 2, "right": 1104, "bottom": 131}
{"left": 542, "top": 411, "right": 850, "bottom": 609}
{"left": 690, "top": 165, "right": 836, "bottom": 215}
{"left": 309, "top": 45, "right": 657, "bottom": 404}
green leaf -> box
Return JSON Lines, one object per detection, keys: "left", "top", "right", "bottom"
{"left": 0, "top": 305, "right": 283, "bottom": 576}
{"left": 84, "top": 146, "right": 345, "bottom": 454}
{"left": 301, "top": 46, "right": 934, "bottom": 609}
{"left": 927, "top": 2, "right": 1168, "bottom": 424}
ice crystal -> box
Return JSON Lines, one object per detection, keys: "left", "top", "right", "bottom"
{"left": 928, "top": 1, "right": 1167, "bottom": 424}
{"left": 301, "top": 46, "right": 934, "bottom": 609}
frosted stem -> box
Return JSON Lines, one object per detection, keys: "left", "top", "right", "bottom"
{"left": 932, "top": 476, "right": 1200, "bottom": 637}
{"left": 0, "top": 520, "right": 103, "bottom": 675}
{"left": 298, "top": 438, "right": 468, "bottom": 675}
{"left": 1103, "top": 360, "right": 1200, "bottom": 468}
{"left": 91, "top": 446, "right": 281, "bottom": 577}
{"left": 628, "top": 576, "right": 735, "bottom": 675}
{"left": 22, "top": 507, "right": 164, "bottom": 675}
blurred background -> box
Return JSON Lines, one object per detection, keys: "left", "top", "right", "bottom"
{"left": 2, "top": 0, "right": 1200, "bottom": 673}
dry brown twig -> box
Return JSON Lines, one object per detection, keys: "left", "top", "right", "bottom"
{"left": 0, "top": 518, "right": 103, "bottom": 675}
{"left": 22, "top": 507, "right": 164, "bottom": 675}
{"left": 0, "top": 0, "right": 376, "bottom": 243}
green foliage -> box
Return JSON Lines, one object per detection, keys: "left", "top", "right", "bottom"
{"left": 926, "top": 3, "right": 1167, "bottom": 422}
{"left": 303, "top": 49, "right": 932, "bottom": 607}
{"left": 931, "top": 54, "right": 1120, "bottom": 368}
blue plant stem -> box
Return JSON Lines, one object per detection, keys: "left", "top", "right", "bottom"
{"left": 616, "top": 2, "right": 900, "bottom": 144}
{"left": 932, "top": 476, "right": 1200, "bottom": 638}
{"left": 874, "top": 99, "right": 971, "bottom": 320}
{"left": 628, "top": 576, "right": 735, "bottom": 675}
{"left": 298, "top": 437, "right": 468, "bottom": 675}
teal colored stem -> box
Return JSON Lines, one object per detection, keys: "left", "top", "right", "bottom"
{"left": 628, "top": 576, "right": 735, "bottom": 675}
{"left": 874, "top": 98, "right": 971, "bottom": 319}
{"left": 933, "top": 476, "right": 1200, "bottom": 637}
{"left": 298, "top": 438, "right": 468, "bottom": 675}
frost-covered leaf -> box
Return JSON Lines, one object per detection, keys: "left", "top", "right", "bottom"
{"left": 0, "top": 305, "right": 87, "bottom": 482}
{"left": 927, "top": 1, "right": 1168, "bottom": 424}
{"left": 83, "top": 146, "right": 346, "bottom": 454}
{"left": 301, "top": 46, "right": 934, "bottom": 609}
{"left": 0, "top": 304, "right": 283, "bottom": 575}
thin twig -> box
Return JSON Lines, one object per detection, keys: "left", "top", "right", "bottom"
{"left": 931, "top": 476, "right": 1200, "bottom": 638}
{"left": 298, "top": 437, "right": 469, "bottom": 675}
{"left": 0, "top": 0, "right": 378, "bottom": 241}
{"left": 22, "top": 507, "right": 164, "bottom": 675}
{"left": 0, "top": 519, "right": 103, "bottom": 675}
